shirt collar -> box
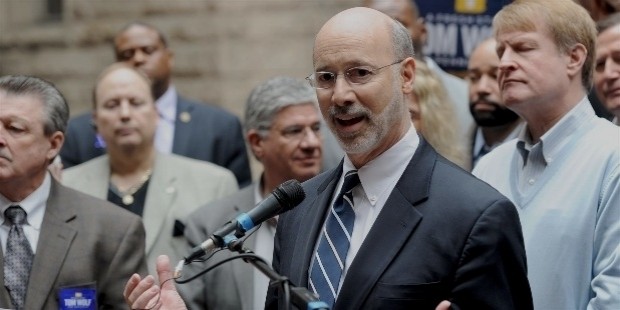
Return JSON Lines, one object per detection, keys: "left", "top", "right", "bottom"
{"left": 473, "top": 127, "right": 487, "bottom": 155}
{"left": 475, "top": 122, "right": 525, "bottom": 153}
{"left": 517, "top": 96, "right": 593, "bottom": 165}
{"left": 0, "top": 172, "right": 51, "bottom": 229}
{"left": 343, "top": 124, "right": 419, "bottom": 206}
{"left": 156, "top": 85, "right": 178, "bottom": 123}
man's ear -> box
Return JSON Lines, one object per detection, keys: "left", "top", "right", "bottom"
{"left": 401, "top": 57, "right": 416, "bottom": 94}
{"left": 247, "top": 129, "right": 264, "bottom": 160}
{"left": 566, "top": 43, "right": 587, "bottom": 79}
{"left": 47, "top": 131, "right": 65, "bottom": 162}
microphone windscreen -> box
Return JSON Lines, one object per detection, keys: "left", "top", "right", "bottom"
{"left": 273, "top": 180, "right": 306, "bottom": 211}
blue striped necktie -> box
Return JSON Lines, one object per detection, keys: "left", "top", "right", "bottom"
{"left": 309, "top": 170, "right": 360, "bottom": 307}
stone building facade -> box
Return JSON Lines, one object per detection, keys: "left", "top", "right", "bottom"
{"left": 0, "top": 0, "right": 357, "bottom": 118}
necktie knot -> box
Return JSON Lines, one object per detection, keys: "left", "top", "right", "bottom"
{"left": 334, "top": 170, "right": 360, "bottom": 213}
{"left": 5, "top": 206, "right": 27, "bottom": 225}
{"left": 341, "top": 170, "right": 360, "bottom": 194}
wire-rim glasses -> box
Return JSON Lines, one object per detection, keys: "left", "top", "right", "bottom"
{"left": 306, "top": 59, "right": 404, "bottom": 89}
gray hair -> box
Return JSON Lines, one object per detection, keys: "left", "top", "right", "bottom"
{"left": 597, "top": 12, "right": 620, "bottom": 33}
{"left": 245, "top": 76, "right": 317, "bottom": 137}
{"left": 0, "top": 75, "right": 69, "bottom": 135}
{"left": 390, "top": 19, "right": 415, "bottom": 61}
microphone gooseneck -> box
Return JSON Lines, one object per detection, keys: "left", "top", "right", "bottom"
{"left": 182, "top": 179, "right": 305, "bottom": 264}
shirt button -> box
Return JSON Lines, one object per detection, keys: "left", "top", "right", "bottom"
{"left": 528, "top": 179, "right": 535, "bottom": 185}
{"left": 369, "top": 196, "right": 377, "bottom": 203}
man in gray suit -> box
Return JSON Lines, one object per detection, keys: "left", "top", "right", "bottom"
{"left": 63, "top": 63, "right": 238, "bottom": 273}
{"left": 177, "top": 76, "right": 323, "bottom": 310}
{"left": 0, "top": 75, "right": 147, "bottom": 309}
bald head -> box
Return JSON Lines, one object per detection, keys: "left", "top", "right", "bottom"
{"left": 470, "top": 38, "right": 497, "bottom": 63}
{"left": 314, "top": 7, "right": 413, "bottom": 66}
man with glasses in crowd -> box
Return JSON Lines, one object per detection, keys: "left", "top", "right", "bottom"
{"left": 124, "top": 7, "right": 532, "bottom": 310}
{"left": 178, "top": 76, "right": 323, "bottom": 310}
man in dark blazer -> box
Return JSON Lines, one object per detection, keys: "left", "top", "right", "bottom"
{"left": 0, "top": 75, "right": 148, "bottom": 309}
{"left": 265, "top": 7, "right": 532, "bottom": 309}
{"left": 60, "top": 21, "right": 251, "bottom": 187}
{"left": 123, "top": 8, "right": 532, "bottom": 310}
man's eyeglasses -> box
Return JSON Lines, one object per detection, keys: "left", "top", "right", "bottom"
{"left": 260, "top": 123, "right": 322, "bottom": 141}
{"left": 306, "top": 60, "right": 404, "bottom": 89}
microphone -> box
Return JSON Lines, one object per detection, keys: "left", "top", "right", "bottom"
{"left": 184, "top": 179, "right": 305, "bottom": 263}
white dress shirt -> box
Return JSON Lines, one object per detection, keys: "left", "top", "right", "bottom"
{"left": 0, "top": 172, "right": 51, "bottom": 254}
{"left": 154, "top": 86, "right": 178, "bottom": 154}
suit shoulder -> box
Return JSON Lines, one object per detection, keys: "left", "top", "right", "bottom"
{"left": 66, "top": 112, "right": 93, "bottom": 129}
{"left": 179, "top": 96, "right": 240, "bottom": 120}
{"left": 186, "top": 186, "right": 255, "bottom": 233}
{"left": 162, "top": 153, "right": 236, "bottom": 177}
{"left": 433, "top": 157, "right": 513, "bottom": 210}
{"left": 63, "top": 156, "right": 107, "bottom": 184}
{"left": 56, "top": 183, "right": 141, "bottom": 223}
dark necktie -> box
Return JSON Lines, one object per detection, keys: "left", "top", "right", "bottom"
{"left": 4, "top": 206, "right": 34, "bottom": 310}
{"left": 473, "top": 145, "right": 491, "bottom": 166}
{"left": 309, "top": 170, "right": 360, "bottom": 307}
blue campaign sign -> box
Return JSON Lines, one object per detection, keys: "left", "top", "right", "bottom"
{"left": 417, "top": 0, "right": 511, "bottom": 71}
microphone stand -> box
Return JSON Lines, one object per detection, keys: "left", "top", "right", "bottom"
{"left": 227, "top": 238, "right": 329, "bottom": 310}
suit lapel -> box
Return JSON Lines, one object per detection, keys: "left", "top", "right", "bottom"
{"left": 142, "top": 154, "right": 177, "bottom": 254}
{"left": 25, "top": 180, "right": 78, "bottom": 309}
{"left": 335, "top": 139, "right": 436, "bottom": 309}
{"left": 171, "top": 96, "right": 194, "bottom": 155}
{"left": 289, "top": 167, "right": 342, "bottom": 287}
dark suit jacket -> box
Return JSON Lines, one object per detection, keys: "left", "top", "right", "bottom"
{"left": 266, "top": 139, "right": 533, "bottom": 310}
{"left": 179, "top": 185, "right": 256, "bottom": 310}
{"left": 60, "top": 95, "right": 252, "bottom": 187}
{"left": 0, "top": 179, "right": 148, "bottom": 309}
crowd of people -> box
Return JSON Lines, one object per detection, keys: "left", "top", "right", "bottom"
{"left": 0, "top": 0, "right": 618, "bottom": 309}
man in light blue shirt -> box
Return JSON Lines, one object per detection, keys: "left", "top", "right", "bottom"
{"left": 474, "top": 1, "right": 620, "bottom": 309}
